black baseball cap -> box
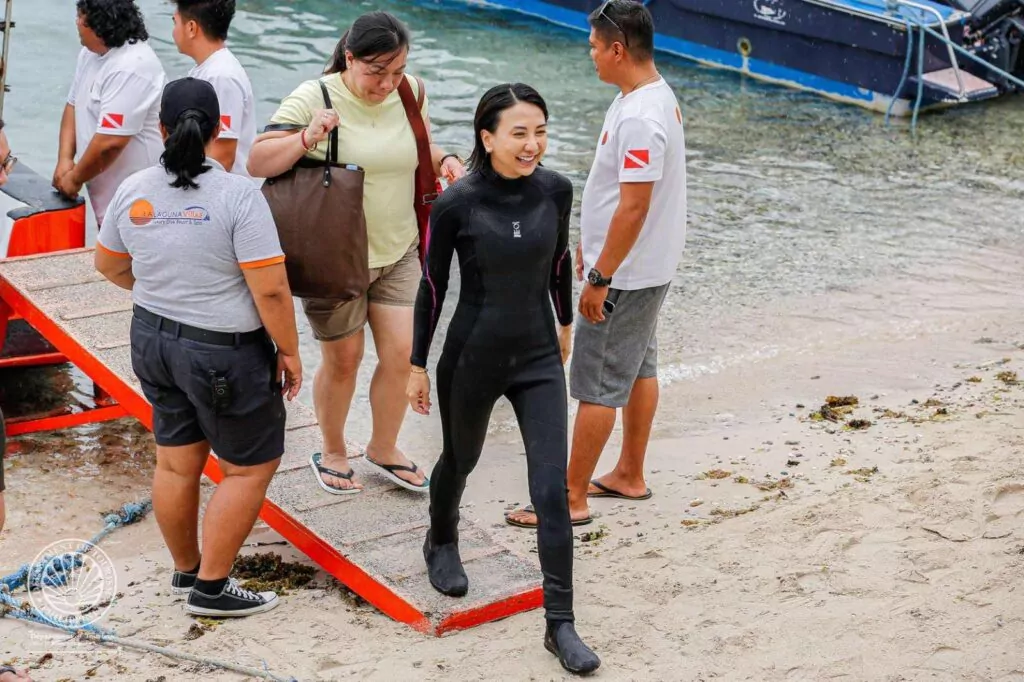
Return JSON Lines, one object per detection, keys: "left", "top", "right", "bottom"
{"left": 160, "top": 77, "right": 220, "bottom": 128}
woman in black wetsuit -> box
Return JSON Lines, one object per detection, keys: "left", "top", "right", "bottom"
{"left": 406, "top": 84, "right": 600, "bottom": 674}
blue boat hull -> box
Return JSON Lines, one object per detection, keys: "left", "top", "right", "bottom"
{"left": 458, "top": 0, "right": 1020, "bottom": 113}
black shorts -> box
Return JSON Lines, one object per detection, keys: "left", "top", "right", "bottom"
{"left": 129, "top": 311, "right": 286, "bottom": 466}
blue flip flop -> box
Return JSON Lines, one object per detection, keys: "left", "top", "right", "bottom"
{"left": 309, "top": 452, "right": 361, "bottom": 495}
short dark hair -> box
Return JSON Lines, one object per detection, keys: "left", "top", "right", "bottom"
{"left": 468, "top": 83, "right": 549, "bottom": 174}
{"left": 76, "top": 0, "right": 149, "bottom": 48}
{"left": 175, "top": 0, "right": 235, "bottom": 41}
{"left": 587, "top": 0, "right": 654, "bottom": 61}
{"left": 324, "top": 11, "right": 410, "bottom": 75}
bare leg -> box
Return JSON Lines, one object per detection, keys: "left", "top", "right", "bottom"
{"left": 566, "top": 401, "right": 617, "bottom": 518}
{"left": 0, "top": 492, "right": 6, "bottom": 536}
{"left": 151, "top": 441, "right": 208, "bottom": 572}
{"left": 313, "top": 331, "right": 365, "bottom": 491}
{"left": 364, "top": 303, "right": 425, "bottom": 486}
{"left": 197, "top": 457, "right": 281, "bottom": 580}
{"left": 592, "top": 377, "right": 658, "bottom": 497}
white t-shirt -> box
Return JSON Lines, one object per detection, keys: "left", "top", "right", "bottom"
{"left": 188, "top": 48, "right": 256, "bottom": 180}
{"left": 68, "top": 42, "right": 166, "bottom": 225}
{"left": 580, "top": 78, "right": 688, "bottom": 290}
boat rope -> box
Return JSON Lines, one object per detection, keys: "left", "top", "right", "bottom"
{"left": 0, "top": 499, "right": 152, "bottom": 593}
{"left": 912, "top": 15, "right": 927, "bottom": 135}
{"left": 0, "top": 592, "right": 297, "bottom": 681}
{"left": 0, "top": 498, "right": 298, "bottom": 681}
{"left": 886, "top": 18, "right": 916, "bottom": 126}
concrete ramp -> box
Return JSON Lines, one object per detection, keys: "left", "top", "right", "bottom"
{"left": 0, "top": 248, "right": 542, "bottom": 634}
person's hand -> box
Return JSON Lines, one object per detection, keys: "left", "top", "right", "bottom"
{"left": 276, "top": 351, "right": 302, "bottom": 401}
{"left": 558, "top": 324, "right": 572, "bottom": 364}
{"left": 407, "top": 370, "right": 431, "bottom": 415}
{"left": 304, "top": 108, "right": 340, "bottom": 146}
{"left": 52, "top": 158, "right": 74, "bottom": 190}
{"left": 578, "top": 283, "right": 608, "bottom": 324}
{"left": 55, "top": 169, "right": 82, "bottom": 198}
{"left": 441, "top": 155, "right": 466, "bottom": 183}
{"left": 575, "top": 244, "right": 583, "bottom": 281}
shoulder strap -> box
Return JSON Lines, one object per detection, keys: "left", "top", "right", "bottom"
{"left": 397, "top": 76, "right": 437, "bottom": 205}
{"left": 317, "top": 78, "right": 339, "bottom": 167}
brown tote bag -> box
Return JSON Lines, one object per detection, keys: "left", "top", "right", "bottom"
{"left": 260, "top": 80, "right": 369, "bottom": 301}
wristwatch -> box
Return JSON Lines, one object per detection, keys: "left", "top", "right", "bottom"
{"left": 587, "top": 267, "right": 612, "bottom": 287}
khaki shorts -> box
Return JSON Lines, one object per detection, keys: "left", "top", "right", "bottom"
{"left": 302, "top": 243, "right": 421, "bottom": 341}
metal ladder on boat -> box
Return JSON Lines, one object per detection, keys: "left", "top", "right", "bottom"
{"left": 885, "top": 0, "right": 1024, "bottom": 127}
{"left": 0, "top": 0, "right": 12, "bottom": 120}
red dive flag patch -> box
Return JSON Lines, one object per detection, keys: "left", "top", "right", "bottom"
{"left": 623, "top": 149, "right": 649, "bottom": 169}
{"left": 220, "top": 115, "right": 232, "bottom": 131}
{"left": 100, "top": 113, "right": 124, "bottom": 129}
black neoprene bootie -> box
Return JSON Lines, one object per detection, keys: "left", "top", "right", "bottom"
{"left": 423, "top": 531, "right": 469, "bottom": 597}
{"left": 544, "top": 620, "right": 601, "bottom": 675}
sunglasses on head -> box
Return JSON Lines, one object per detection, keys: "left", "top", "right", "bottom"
{"left": 598, "top": 1, "right": 629, "bottom": 48}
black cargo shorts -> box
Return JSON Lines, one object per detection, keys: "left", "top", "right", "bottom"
{"left": 129, "top": 307, "right": 286, "bottom": 466}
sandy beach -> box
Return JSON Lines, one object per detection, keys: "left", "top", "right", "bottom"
{"left": 2, "top": 245, "right": 1024, "bottom": 681}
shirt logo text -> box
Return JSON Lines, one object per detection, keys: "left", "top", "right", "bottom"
{"left": 126, "top": 199, "right": 210, "bottom": 227}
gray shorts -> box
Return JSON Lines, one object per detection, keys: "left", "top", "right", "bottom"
{"left": 570, "top": 283, "right": 670, "bottom": 408}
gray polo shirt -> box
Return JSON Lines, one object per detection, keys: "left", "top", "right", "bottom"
{"left": 97, "top": 159, "right": 284, "bottom": 333}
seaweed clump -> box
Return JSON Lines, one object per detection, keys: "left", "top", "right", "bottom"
{"left": 231, "top": 553, "right": 316, "bottom": 594}
{"left": 809, "top": 395, "right": 860, "bottom": 422}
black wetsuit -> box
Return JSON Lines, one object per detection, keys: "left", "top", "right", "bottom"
{"left": 411, "top": 164, "right": 575, "bottom": 622}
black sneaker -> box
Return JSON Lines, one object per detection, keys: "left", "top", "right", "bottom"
{"left": 171, "top": 568, "right": 198, "bottom": 596}
{"left": 185, "top": 578, "right": 279, "bottom": 617}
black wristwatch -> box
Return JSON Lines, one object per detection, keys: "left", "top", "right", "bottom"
{"left": 587, "top": 267, "right": 612, "bottom": 287}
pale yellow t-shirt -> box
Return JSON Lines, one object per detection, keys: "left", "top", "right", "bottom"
{"left": 270, "top": 73, "right": 427, "bottom": 268}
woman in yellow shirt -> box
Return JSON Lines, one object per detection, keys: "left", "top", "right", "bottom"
{"left": 248, "top": 11, "right": 465, "bottom": 495}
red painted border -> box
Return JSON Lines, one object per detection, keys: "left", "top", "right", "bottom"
{"left": 5, "top": 404, "right": 128, "bottom": 436}
{"left": 0, "top": 351, "right": 68, "bottom": 368}
{"left": 435, "top": 586, "right": 544, "bottom": 635}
